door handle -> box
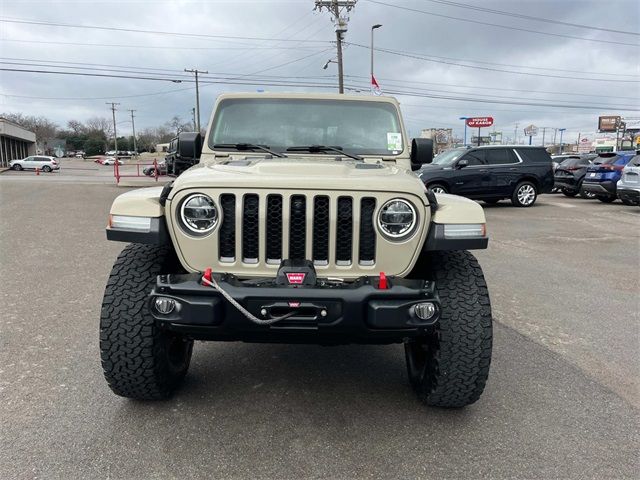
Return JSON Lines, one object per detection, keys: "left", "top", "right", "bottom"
{"left": 479, "top": 169, "right": 489, "bottom": 173}
{"left": 509, "top": 168, "right": 517, "bottom": 171}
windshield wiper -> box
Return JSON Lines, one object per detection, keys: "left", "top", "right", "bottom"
{"left": 213, "top": 143, "right": 287, "bottom": 158}
{"left": 286, "top": 145, "right": 363, "bottom": 161}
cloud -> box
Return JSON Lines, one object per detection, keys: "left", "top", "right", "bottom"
{"left": 1, "top": 0, "right": 638, "bottom": 144}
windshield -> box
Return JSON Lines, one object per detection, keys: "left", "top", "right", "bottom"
{"left": 209, "top": 98, "right": 404, "bottom": 156}
{"left": 431, "top": 148, "right": 466, "bottom": 166}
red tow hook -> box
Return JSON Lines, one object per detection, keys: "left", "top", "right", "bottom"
{"left": 378, "top": 272, "right": 388, "bottom": 290}
{"left": 202, "top": 267, "right": 213, "bottom": 286}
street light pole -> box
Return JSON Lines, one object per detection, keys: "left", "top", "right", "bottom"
{"left": 559, "top": 128, "right": 566, "bottom": 154}
{"left": 370, "top": 24, "right": 382, "bottom": 95}
{"left": 459, "top": 117, "right": 468, "bottom": 146}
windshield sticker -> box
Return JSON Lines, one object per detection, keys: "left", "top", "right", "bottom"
{"left": 387, "top": 132, "right": 402, "bottom": 151}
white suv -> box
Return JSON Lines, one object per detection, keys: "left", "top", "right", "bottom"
{"left": 10, "top": 156, "right": 60, "bottom": 172}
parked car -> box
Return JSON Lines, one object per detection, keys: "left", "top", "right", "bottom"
{"left": 551, "top": 154, "right": 580, "bottom": 172}
{"left": 554, "top": 156, "right": 596, "bottom": 198}
{"left": 9, "top": 155, "right": 60, "bottom": 172}
{"left": 105, "top": 150, "right": 116, "bottom": 156}
{"left": 581, "top": 152, "right": 636, "bottom": 202}
{"left": 418, "top": 145, "right": 554, "bottom": 207}
{"left": 616, "top": 154, "right": 640, "bottom": 206}
{"left": 143, "top": 160, "right": 167, "bottom": 176}
{"left": 102, "top": 157, "right": 122, "bottom": 165}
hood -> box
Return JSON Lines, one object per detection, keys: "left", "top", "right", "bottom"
{"left": 417, "top": 163, "right": 447, "bottom": 175}
{"left": 171, "top": 155, "right": 427, "bottom": 198}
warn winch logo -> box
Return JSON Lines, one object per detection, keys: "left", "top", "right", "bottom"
{"left": 285, "top": 273, "right": 306, "bottom": 285}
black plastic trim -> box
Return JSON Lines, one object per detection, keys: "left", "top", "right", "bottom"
{"left": 106, "top": 217, "right": 169, "bottom": 245}
{"left": 423, "top": 223, "right": 488, "bottom": 251}
{"left": 149, "top": 273, "right": 440, "bottom": 344}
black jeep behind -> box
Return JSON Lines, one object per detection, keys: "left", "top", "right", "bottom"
{"left": 418, "top": 145, "right": 554, "bottom": 207}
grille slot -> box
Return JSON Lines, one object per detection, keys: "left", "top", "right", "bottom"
{"left": 219, "top": 194, "right": 236, "bottom": 261}
{"left": 266, "top": 195, "right": 283, "bottom": 263}
{"left": 359, "top": 198, "right": 376, "bottom": 264}
{"left": 215, "top": 193, "right": 375, "bottom": 267}
{"left": 312, "top": 196, "right": 330, "bottom": 265}
{"left": 242, "top": 194, "right": 259, "bottom": 263}
{"left": 289, "top": 195, "right": 307, "bottom": 259}
{"left": 335, "top": 197, "right": 353, "bottom": 265}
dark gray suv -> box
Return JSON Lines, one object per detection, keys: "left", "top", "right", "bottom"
{"left": 418, "top": 146, "right": 554, "bottom": 207}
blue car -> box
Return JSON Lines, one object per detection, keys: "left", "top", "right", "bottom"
{"left": 581, "top": 151, "right": 636, "bottom": 203}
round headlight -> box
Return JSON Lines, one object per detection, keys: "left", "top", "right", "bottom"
{"left": 180, "top": 194, "right": 218, "bottom": 235}
{"left": 378, "top": 199, "right": 417, "bottom": 240}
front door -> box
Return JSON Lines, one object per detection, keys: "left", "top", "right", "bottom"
{"left": 454, "top": 150, "right": 491, "bottom": 197}
{"left": 485, "top": 148, "right": 520, "bottom": 196}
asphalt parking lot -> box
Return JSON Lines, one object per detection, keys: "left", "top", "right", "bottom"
{"left": 0, "top": 174, "right": 638, "bottom": 479}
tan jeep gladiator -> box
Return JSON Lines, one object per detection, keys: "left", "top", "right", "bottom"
{"left": 101, "top": 93, "right": 492, "bottom": 408}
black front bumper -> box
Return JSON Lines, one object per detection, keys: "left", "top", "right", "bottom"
{"left": 149, "top": 273, "right": 440, "bottom": 345}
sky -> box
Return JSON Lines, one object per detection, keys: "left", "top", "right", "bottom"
{"left": 1, "top": 0, "right": 639, "bottom": 145}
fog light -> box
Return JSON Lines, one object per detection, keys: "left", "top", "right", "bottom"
{"left": 154, "top": 297, "right": 176, "bottom": 315}
{"left": 414, "top": 302, "right": 436, "bottom": 320}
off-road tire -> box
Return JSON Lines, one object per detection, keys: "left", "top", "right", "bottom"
{"left": 100, "top": 244, "right": 193, "bottom": 400}
{"left": 511, "top": 181, "right": 537, "bottom": 207}
{"left": 561, "top": 188, "right": 577, "bottom": 197}
{"left": 405, "top": 250, "right": 492, "bottom": 408}
{"left": 596, "top": 195, "right": 616, "bottom": 203}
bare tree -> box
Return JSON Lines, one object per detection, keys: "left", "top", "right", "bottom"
{"left": 167, "top": 116, "right": 191, "bottom": 136}
{"left": 67, "top": 120, "right": 86, "bottom": 135}
{"left": 85, "top": 116, "right": 113, "bottom": 137}
{"left": 1, "top": 112, "right": 58, "bottom": 151}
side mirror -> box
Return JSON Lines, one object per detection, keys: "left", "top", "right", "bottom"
{"left": 456, "top": 159, "right": 469, "bottom": 169}
{"left": 411, "top": 138, "right": 434, "bottom": 171}
{"left": 177, "top": 132, "right": 203, "bottom": 159}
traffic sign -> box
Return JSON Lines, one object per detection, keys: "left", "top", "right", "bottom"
{"left": 466, "top": 117, "right": 494, "bottom": 128}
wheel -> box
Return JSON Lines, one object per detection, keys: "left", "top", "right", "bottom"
{"left": 42, "top": 165, "right": 52, "bottom": 173}
{"left": 428, "top": 184, "right": 448, "bottom": 194}
{"left": 561, "top": 188, "right": 577, "bottom": 197}
{"left": 596, "top": 195, "right": 616, "bottom": 203}
{"left": 100, "top": 244, "right": 193, "bottom": 400}
{"left": 404, "top": 251, "right": 492, "bottom": 408}
{"left": 12, "top": 164, "right": 23, "bottom": 171}
{"left": 511, "top": 181, "right": 537, "bottom": 207}
{"left": 483, "top": 199, "right": 500, "bottom": 205}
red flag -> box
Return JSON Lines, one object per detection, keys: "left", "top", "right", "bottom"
{"left": 371, "top": 74, "right": 381, "bottom": 95}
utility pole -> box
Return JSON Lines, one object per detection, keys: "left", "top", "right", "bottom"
{"left": 370, "top": 24, "right": 382, "bottom": 94}
{"left": 106, "top": 102, "right": 120, "bottom": 155}
{"left": 315, "top": 0, "right": 358, "bottom": 94}
{"left": 128, "top": 109, "right": 137, "bottom": 154}
{"left": 191, "top": 107, "right": 196, "bottom": 131}
{"left": 541, "top": 127, "right": 546, "bottom": 147}
{"left": 514, "top": 122, "right": 519, "bottom": 145}
{"left": 184, "top": 68, "right": 208, "bottom": 132}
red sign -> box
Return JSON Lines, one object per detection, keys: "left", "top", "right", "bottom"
{"left": 285, "top": 273, "right": 306, "bottom": 285}
{"left": 466, "top": 117, "right": 494, "bottom": 128}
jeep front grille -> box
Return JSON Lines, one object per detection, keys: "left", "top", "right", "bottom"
{"left": 218, "top": 193, "right": 376, "bottom": 267}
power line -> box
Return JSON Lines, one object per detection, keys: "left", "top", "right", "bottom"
{"left": 1, "top": 38, "right": 328, "bottom": 51}
{"left": 0, "top": 17, "right": 333, "bottom": 44}
{"left": 361, "top": 0, "right": 638, "bottom": 47}
{"left": 421, "top": 0, "right": 639, "bottom": 36}
{"left": 2, "top": 55, "right": 632, "bottom": 101}
{"left": 348, "top": 43, "right": 640, "bottom": 83}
